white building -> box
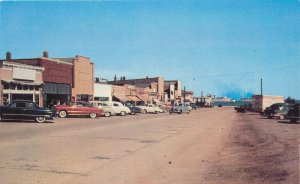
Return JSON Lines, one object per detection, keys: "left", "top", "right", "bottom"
{"left": 94, "top": 83, "right": 112, "bottom": 102}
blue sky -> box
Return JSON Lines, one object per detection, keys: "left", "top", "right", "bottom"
{"left": 1, "top": 0, "right": 299, "bottom": 100}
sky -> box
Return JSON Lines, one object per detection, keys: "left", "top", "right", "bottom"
{"left": 0, "top": 0, "right": 299, "bottom": 100}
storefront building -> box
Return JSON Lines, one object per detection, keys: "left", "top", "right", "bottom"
{"left": 58, "top": 56, "right": 94, "bottom": 102}
{"left": 1, "top": 52, "right": 73, "bottom": 108}
{"left": 108, "top": 76, "right": 165, "bottom": 103}
{"left": 94, "top": 82, "right": 112, "bottom": 102}
{"left": 0, "top": 61, "right": 44, "bottom": 106}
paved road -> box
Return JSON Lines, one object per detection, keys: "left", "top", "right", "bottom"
{"left": 0, "top": 108, "right": 298, "bottom": 184}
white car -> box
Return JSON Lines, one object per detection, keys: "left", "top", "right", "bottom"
{"left": 136, "top": 104, "right": 163, "bottom": 114}
{"left": 91, "top": 101, "right": 131, "bottom": 117}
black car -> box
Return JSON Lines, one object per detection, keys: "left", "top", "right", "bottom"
{"left": 0, "top": 100, "right": 55, "bottom": 123}
{"left": 263, "top": 103, "right": 292, "bottom": 119}
{"left": 285, "top": 104, "right": 300, "bottom": 123}
{"left": 125, "top": 104, "right": 142, "bottom": 115}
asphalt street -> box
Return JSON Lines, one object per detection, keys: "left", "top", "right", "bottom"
{"left": 0, "top": 108, "right": 298, "bottom": 184}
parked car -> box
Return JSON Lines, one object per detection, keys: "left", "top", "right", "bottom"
{"left": 91, "top": 101, "right": 131, "bottom": 117}
{"left": 55, "top": 101, "right": 103, "bottom": 118}
{"left": 125, "top": 103, "right": 142, "bottom": 115}
{"left": 285, "top": 104, "right": 300, "bottom": 123}
{"left": 0, "top": 100, "right": 55, "bottom": 123}
{"left": 234, "top": 104, "right": 252, "bottom": 113}
{"left": 190, "top": 103, "right": 200, "bottom": 110}
{"left": 136, "top": 104, "right": 163, "bottom": 114}
{"left": 170, "top": 103, "right": 191, "bottom": 114}
{"left": 263, "top": 103, "right": 293, "bottom": 120}
{"left": 218, "top": 104, "right": 223, "bottom": 107}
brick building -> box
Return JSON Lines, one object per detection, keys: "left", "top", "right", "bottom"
{"left": 57, "top": 56, "right": 94, "bottom": 102}
{"left": 108, "top": 76, "right": 164, "bottom": 103}
{"left": 1, "top": 52, "right": 73, "bottom": 108}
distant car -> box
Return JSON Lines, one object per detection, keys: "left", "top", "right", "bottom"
{"left": 91, "top": 101, "right": 131, "bottom": 117}
{"left": 235, "top": 104, "right": 252, "bottom": 113}
{"left": 218, "top": 104, "right": 223, "bottom": 107}
{"left": 263, "top": 103, "right": 293, "bottom": 120}
{"left": 170, "top": 103, "right": 191, "bottom": 114}
{"left": 55, "top": 101, "right": 103, "bottom": 118}
{"left": 190, "top": 103, "right": 200, "bottom": 110}
{"left": 285, "top": 104, "right": 300, "bottom": 123}
{"left": 0, "top": 100, "right": 55, "bottom": 123}
{"left": 125, "top": 103, "right": 142, "bottom": 115}
{"left": 136, "top": 104, "right": 163, "bottom": 114}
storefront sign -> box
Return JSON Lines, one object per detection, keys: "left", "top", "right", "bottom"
{"left": 13, "top": 68, "right": 36, "bottom": 81}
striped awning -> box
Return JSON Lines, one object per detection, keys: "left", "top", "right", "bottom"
{"left": 113, "top": 94, "right": 129, "bottom": 102}
{"left": 126, "top": 95, "right": 141, "bottom": 101}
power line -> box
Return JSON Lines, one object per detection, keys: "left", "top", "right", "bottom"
{"left": 193, "top": 64, "right": 300, "bottom": 80}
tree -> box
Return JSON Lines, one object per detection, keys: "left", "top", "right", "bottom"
{"left": 285, "top": 96, "right": 296, "bottom": 104}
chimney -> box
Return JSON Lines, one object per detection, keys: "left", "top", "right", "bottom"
{"left": 43, "top": 51, "right": 48, "bottom": 58}
{"left": 6, "top": 52, "right": 11, "bottom": 60}
{"left": 114, "top": 74, "right": 117, "bottom": 84}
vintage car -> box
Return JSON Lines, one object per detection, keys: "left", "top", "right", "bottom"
{"left": 91, "top": 101, "right": 131, "bottom": 117}
{"left": 0, "top": 100, "right": 55, "bottom": 123}
{"left": 285, "top": 104, "right": 300, "bottom": 123}
{"left": 136, "top": 104, "right": 163, "bottom": 114}
{"left": 170, "top": 103, "right": 191, "bottom": 114}
{"left": 55, "top": 101, "right": 104, "bottom": 118}
{"left": 263, "top": 103, "right": 293, "bottom": 119}
{"left": 125, "top": 103, "right": 143, "bottom": 115}
{"left": 234, "top": 104, "right": 252, "bottom": 113}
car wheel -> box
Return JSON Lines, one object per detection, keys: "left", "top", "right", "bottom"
{"left": 35, "top": 116, "right": 46, "bottom": 123}
{"left": 0, "top": 114, "right": 3, "bottom": 122}
{"left": 170, "top": 111, "right": 173, "bottom": 114}
{"left": 131, "top": 112, "right": 136, "bottom": 115}
{"left": 104, "top": 112, "right": 111, "bottom": 117}
{"left": 279, "top": 114, "right": 284, "bottom": 120}
{"left": 142, "top": 109, "right": 147, "bottom": 114}
{"left": 89, "top": 112, "right": 97, "bottom": 118}
{"left": 59, "top": 111, "right": 67, "bottom": 118}
{"left": 120, "top": 111, "right": 126, "bottom": 116}
{"left": 155, "top": 111, "right": 159, "bottom": 114}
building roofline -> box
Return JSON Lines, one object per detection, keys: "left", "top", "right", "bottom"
{"left": 3, "top": 61, "right": 45, "bottom": 71}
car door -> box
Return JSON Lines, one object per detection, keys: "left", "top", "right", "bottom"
{"left": 3, "top": 102, "right": 27, "bottom": 120}
{"left": 24, "top": 102, "right": 38, "bottom": 120}
{"left": 112, "top": 103, "right": 121, "bottom": 114}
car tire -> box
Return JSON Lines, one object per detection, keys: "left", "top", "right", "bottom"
{"left": 89, "top": 112, "right": 97, "bottom": 118}
{"left": 131, "top": 112, "right": 136, "bottom": 115}
{"left": 36, "top": 116, "right": 46, "bottom": 123}
{"left": 120, "top": 111, "right": 126, "bottom": 116}
{"left": 0, "top": 114, "right": 3, "bottom": 122}
{"left": 142, "top": 109, "right": 147, "bottom": 114}
{"left": 59, "top": 111, "right": 67, "bottom": 118}
{"left": 104, "top": 112, "right": 111, "bottom": 117}
{"left": 279, "top": 114, "right": 284, "bottom": 120}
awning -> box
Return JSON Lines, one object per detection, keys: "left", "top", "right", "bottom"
{"left": 1, "top": 79, "right": 43, "bottom": 86}
{"left": 126, "top": 95, "right": 141, "bottom": 101}
{"left": 113, "top": 94, "right": 129, "bottom": 102}
{"left": 137, "top": 95, "right": 148, "bottom": 102}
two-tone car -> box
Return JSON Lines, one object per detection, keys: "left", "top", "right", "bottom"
{"left": 91, "top": 101, "right": 131, "bottom": 117}
{"left": 55, "top": 101, "right": 104, "bottom": 118}
{"left": 0, "top": 100, "right": 55, "bottom": 123}
{"left": 136, "top": 104, "right": 163, "bottom": 114}
{"left": 170, "top": 103, "right": 191, "bottom": 114}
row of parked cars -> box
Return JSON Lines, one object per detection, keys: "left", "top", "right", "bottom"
{"left": 0, "top": 100, "right": 198, "bottom": 123}
{"left": 234, "top": 103, "right": 300, "bottom": 123}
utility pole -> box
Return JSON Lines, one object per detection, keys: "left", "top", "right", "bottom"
{"left": 183, "top": 86, "right": 186, "bottom": 102}
{"left": 261, "top": 78, "right": 263, "bottom": 95}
